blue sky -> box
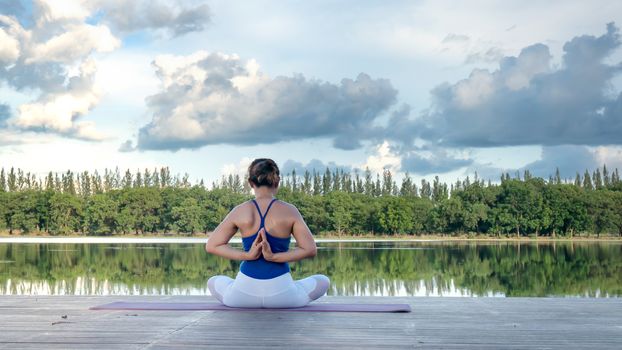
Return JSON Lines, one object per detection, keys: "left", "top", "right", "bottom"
{"left": 1, "top": 0, "right": 621, "bottom": 186}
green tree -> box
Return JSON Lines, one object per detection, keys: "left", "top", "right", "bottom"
{"left": 326, "top": 191, "right": 353, "bottom": 235}
{"left": 85, "top": 194, "right": 118, "bottom": 235}
{"left": 493, "top": 179, "right": 545, "bottom": 236}
{"left": 48, "top": 192, "right": 83, "bottom": 235}
{"left": 4, "top": 191, "right": 39, "bottom": 233}
{"left": 0, "top": 168, "right": 6, "bottom": 192}
{"left": 436, "top": 198, "right": 464, "bottom": 233}
{"left": 377, "top": 196, "right": 414, "bottom": 234}
{"left": 587, "top": 191, "right": 619, "bottom": 237}
{"left": 363, "top": 167, "right": 374, "bottom": 196}
{"left": 322, "top": 168, "right": 332, "bottom": 195}
{"left": 462, "top": 202, "right": 488, "bottom": 233}
{"left": 583, "top": 170, "right": 593, "bottom": 190}
{"left": 295, "top": 193, "right": 329, "bottom": 235}
{"left": 400, "top": 172, "right": 415, "bottom": 197}
{"left": 0, "top": 191, "right": 7, "bottom": 230}
{"left": 171, "top": 197, "right": 203, "bottom": 234}
{"left": 116, "top": 188, "right": 162, "bottom": 234}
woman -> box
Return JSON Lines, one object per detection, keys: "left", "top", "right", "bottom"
{"left": 205, "top": 158, "right": 330, "bottom": 308}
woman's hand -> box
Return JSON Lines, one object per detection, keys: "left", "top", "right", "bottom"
{"left": 259, "top": 228, "right": 275, "bottom": 261}
{"left": 244, "top": 231, "right": 263, "bottom": 260}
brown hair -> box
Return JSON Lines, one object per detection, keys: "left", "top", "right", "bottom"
{"left": 248, "top": 158, "right": 280, "bottom": 188}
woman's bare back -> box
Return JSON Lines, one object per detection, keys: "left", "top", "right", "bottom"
{"left": 234, "top": 199, "right": 297, "bottom": 239}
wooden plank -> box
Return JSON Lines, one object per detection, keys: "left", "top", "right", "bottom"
{"left": 0, "top": 296, "right": 621, "bottom": 349}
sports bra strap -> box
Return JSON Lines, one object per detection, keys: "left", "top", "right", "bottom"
{"left": 251, "top": 199, "right": 262, "bottom": 218}
{"left": 251, "top": 198, "right": 278, "bottom": 228}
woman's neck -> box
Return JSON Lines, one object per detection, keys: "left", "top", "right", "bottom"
{"left": 253, "top": 188, "right": 277, "bottom": 200}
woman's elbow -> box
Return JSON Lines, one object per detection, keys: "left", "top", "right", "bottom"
{"left": 205, "top": 242, "right": 216, "bottom": 254}
{"left": 307, "top": 245, "right": 317, "bottom": 258}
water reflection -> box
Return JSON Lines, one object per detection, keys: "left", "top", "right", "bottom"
{"left": 0, "top": 242, "right": 621, "bottom": 297}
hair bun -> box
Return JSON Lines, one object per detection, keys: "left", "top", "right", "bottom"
{"left": 248, "top": 158, "right": 280, "bottom": 188}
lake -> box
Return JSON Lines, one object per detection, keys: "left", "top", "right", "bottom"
{"left": 0, "top": 241, "right": 621, "bottom": 297}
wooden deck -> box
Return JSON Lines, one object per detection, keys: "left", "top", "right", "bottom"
{"left": 0, "top": 296, "right": 621, "bottom": 349}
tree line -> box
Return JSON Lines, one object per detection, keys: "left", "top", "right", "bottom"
{"left": 0, "top": 165, "right": 621, "bottom": 236}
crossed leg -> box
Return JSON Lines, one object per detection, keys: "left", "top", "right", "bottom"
{"left": 208, "top": 274, "right": 330, "bottom": 308}
{"left": 208, "top": 275, "right": 261, "bottom": 308}
{"left": 296, "top": 274, "right": 331, "bottom": 301}
{"left": 262, "top": 274, "right": 331, "bottom": 308}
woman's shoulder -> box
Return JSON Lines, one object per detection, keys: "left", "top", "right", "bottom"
{"left": 273, "top": 199, "right": 303, "bottom": 218}
{"left": 274, "top": 199, "right": 298, "bottom": 210}
{"left": 227, "top": 200, "right": 254, "bottom": 217}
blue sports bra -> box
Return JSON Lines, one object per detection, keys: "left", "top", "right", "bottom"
{"left": 239, "top": 198, "right": 291, "bottom": 279}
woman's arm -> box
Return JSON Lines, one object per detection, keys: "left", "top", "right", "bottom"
{"left": 205, "top": 208, "right": 262, "bottom": 261}
{"left": 262, "top": 207, "right": 317, "bottom": 263}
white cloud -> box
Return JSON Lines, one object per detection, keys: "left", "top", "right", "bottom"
{"left": 32, "top": 0, "right": 211, "bottom": 37}
{"left": 360, "top": 141, "right": 401, "bottom": 174}
{"left": 501, "top": 44, "right": 551, "bottom": 89}
{"left": 26, "top": 23, "right": 120, "bottom": 64}
{"left": 10, "top": 58, "right": 107, "bottom": 141}
{"left": 94, "top": 51, "right": 159, "bottom": 106}
{"left": 88, "top": 0, "right": 211, "bottom": 36}
{"left": 0, "top": 8, "right": 116, "bottom": 141}
{"left": 117, "top": 139, "right": 135, "bottom": 152}
{"left": 221, "top": 157, "right": 252, "bottom": 178}
{"left": 35, "top": 0, "right": 91, "bottom": 23}
{"left": 399, "top": 24, "right": 622, "bottom": 148}
{"left": 593, "top": 146, "right": 622, "bottom": 169}
{"left": 137, "top": 51, "right": 397, "bottom": 151}
{"left": 0, "top": 27, "right": 20, "bottom": 64}
{"left": 442, "top": 33, "right": 470, "bottom": 44}
{"left": 453, "top": 69, "right": 495, "bottom": 108}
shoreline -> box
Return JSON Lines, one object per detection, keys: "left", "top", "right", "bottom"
{"left": 1, "top": 234, "right": 621, "bottom": 244}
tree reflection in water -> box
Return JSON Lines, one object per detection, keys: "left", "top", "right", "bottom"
{"left": 0, "top": 242, "right": 621, "bottom": 297}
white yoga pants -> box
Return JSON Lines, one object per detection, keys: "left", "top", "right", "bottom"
{"left": 208, "top": 272, "right": 330, "bottom": 308}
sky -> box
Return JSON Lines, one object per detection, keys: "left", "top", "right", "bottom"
{"left": 1, "top": 0, "right": 622, "bottom": 186}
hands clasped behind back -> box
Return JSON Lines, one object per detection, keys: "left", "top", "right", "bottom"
{"left": 259, "top": 228, "right": 275, "bottom": 261}
{"left": 246, "top": 228, "right": 276, "bottom": 261}
{"left": 245, "top": 228, "right": 264, "bottom": 260}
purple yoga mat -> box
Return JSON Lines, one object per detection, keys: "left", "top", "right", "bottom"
{"left": 90, "top": 301, "right": 411, "bottom": 313}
